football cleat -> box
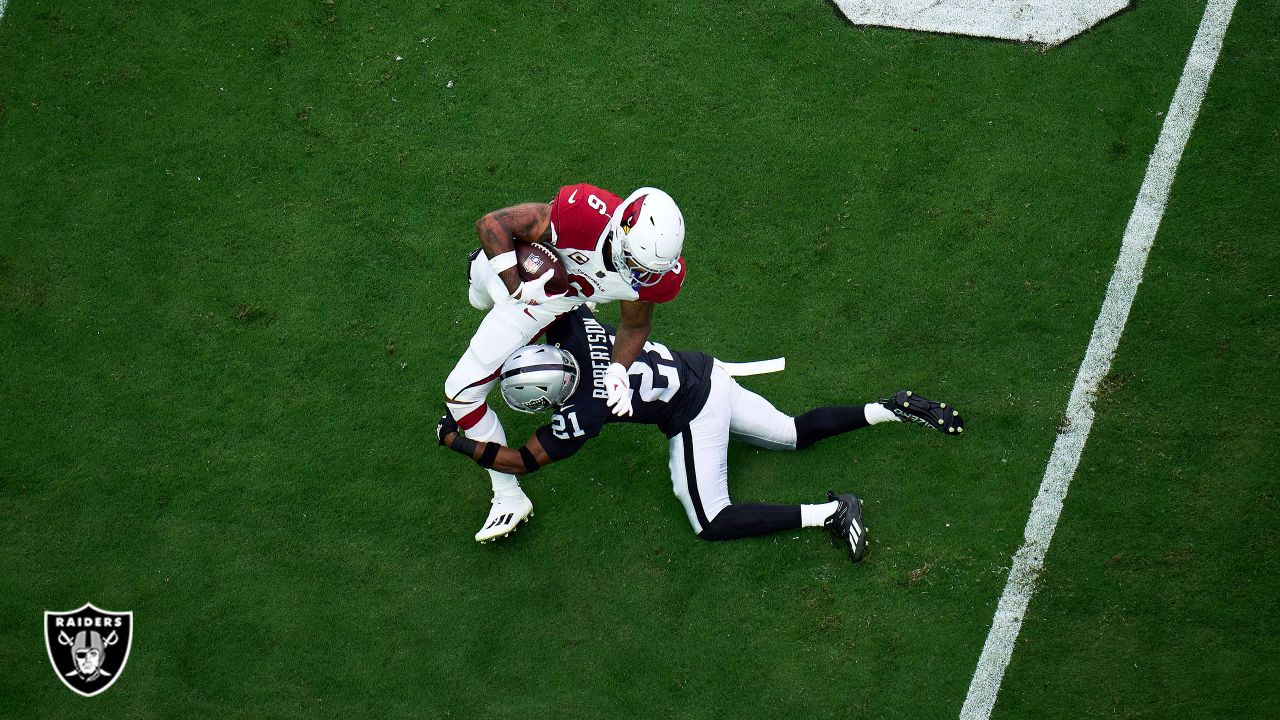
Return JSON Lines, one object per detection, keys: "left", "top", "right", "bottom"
{"left": 475, "top": 489, "right": 534, "bottom": 542}
{"left": 824, "top": 491, "right": 868, "bottom": 563}
{"left": 881, "top": 390, "right": 964, "bottom": 435}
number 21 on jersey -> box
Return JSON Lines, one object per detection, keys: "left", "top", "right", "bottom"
{"left": 552, "top": 411, "right": 586, "bottom": 440}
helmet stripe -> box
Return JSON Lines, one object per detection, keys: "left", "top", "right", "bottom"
{"left": 500, "top": 363, "right": 572, "bottom": 380}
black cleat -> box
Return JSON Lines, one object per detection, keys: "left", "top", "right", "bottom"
{"left": 824, "top": 491, "right": 868, "bottom": 563}
{"left": 881, "top": 390, "right": 964, "bottom": 435}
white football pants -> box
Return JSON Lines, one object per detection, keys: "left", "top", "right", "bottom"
{"left": 668, "top": 364, "right": 799, "bottom": 534}
{"left": 446, "top": 252, "right": 581, "bottom": 491}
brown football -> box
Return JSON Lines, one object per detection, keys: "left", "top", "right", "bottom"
{"left": 515, "top": 241, "right": 570, "bottom": 296}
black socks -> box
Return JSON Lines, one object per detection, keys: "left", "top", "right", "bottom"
{"left": 794, "top": 405, "right": 870, "bottom": 449}
{"left": 698, "top": 504, "right": 802, "bottom": 541}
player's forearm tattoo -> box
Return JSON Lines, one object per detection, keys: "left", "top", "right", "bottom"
{"left": 510, "top": 204, "right": 552, "bottom": 243}
{"left": 475, "top": 203, "right": 552, "bottom": 255}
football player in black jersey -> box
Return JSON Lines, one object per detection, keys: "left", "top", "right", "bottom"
{"left": 437, "top": 306, "right": 963, "bottom": 562}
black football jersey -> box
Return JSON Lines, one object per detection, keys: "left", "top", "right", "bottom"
{"left": 534, "top": 306, "right": 714, "bottom": 461}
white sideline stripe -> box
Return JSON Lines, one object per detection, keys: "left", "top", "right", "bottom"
{"left": 959, "top": 1, "right": 1237, "bottom": 718}
{"left": 0, "top": 0, "right": 7, "bottom": 23}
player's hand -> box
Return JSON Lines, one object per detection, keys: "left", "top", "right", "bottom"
{"left": 436, "top": 409, "right": 459, "bottom": 446}
{"left": 511, "top": 269, "right": 565, "bottom": 306}
{"left": 603, "top": 362, "right": 634, "bottom": 417}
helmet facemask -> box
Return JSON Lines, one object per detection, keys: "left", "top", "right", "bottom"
{"left": 614, "top": 238, "right": 675, "bottom": 288}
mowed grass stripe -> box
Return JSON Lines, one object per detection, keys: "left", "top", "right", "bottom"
{"left": 960, "top": 1, "right": 1240, "bottom": 718}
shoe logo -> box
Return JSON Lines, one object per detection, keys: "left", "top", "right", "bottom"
{"left": 45, "top": 603, "right": 134, "bottom": 697}
{"left": 567, "top": 189, "right": 579, "bottom": 204}
{"left": 892, "top": 407, "right": 930, "bottom": 426}
{"left": 485, "top": 513, "right": 514, "bottom": 530}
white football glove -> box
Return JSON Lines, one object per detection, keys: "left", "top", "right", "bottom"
{"left": 603, "top": 362, "right": 634, "bottom": 417}
{"left": 510, "top": 269, "right": 564, "bottom": 306}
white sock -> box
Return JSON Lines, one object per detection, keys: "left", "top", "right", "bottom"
{"left": 865, "top": 402, "right": 900, "bottom": 425}
{"left": 462, "top": 407, "right": 522, "bottom": 496}
{"left": 800, "top": 501, "right": 839, "bottom": 528}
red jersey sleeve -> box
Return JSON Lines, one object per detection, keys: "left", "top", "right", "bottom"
{"left": 548, "top": 183, "right": 621, "bottom": 252}
{"left": 636, "top": 258, "right": 686, "bottom": 304}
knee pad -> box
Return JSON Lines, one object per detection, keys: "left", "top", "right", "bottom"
{"left": 445, "top": 352, "right": 500, "bottom": 406}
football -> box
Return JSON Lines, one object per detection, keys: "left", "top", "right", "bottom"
{"left": 515, "top": 241, "right": 569, "bottom": 296}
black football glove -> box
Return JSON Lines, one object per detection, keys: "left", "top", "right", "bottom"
{"left": 436, "top": 408, "right": 459, "bottom": 446}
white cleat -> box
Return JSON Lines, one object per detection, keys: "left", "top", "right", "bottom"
{"left": 475, "top": 489, "right": 533, "bottom": 542}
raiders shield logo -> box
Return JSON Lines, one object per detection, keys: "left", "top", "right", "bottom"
{"left": 44, "top": 603, "right": 133, "bottom": 697}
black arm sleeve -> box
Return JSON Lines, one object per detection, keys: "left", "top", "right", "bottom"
{"left": 518, "top": 446, "right": 541, "bottom": 472}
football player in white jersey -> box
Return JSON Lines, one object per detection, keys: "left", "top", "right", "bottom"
{"left": 446, "top": 184, "right": 689, "bottom": 542}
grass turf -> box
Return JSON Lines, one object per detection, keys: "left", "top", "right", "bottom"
{"left": 0, "top": 0, "right": 1274, "bottom": 718}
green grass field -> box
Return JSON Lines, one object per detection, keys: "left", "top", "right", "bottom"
{"left": 2, "top": 1, "right": 1276, "bottom": 717}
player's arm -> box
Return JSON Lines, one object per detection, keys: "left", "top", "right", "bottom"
{"left": 600, "top": 300, "right": 653, "bottom": 417}
{"left": 474, "top": 203, "right": 553, "bottom": 295}
{"left": 437, "top": 411, "right": 555, "bottom": 474}
{"left": 611, "top": 300, "right": 654, "bottom": 368}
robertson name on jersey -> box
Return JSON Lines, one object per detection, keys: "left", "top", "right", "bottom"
{"left": 534, "top": 306, "right": 714, "bottom": 461}
{"left": 547, "top": 183, "right": 686, "bottom": 304}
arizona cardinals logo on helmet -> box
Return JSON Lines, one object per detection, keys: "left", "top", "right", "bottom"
{"left": 619, "top": 194, "right": 648, "bottom": 235}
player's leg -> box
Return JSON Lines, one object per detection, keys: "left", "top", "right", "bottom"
{"left": 724, "top": 373, "right": 896, "bottom": 450}
{"left": 670, "top": 415, "right": 866, "bottom": 558}
{"left": 724, "top": 374, "right": 797, "bottom": 449}
{"left": 792, "top": 390, "right": 966, "bottom": 442}
{"left": 794, "top": 402, "right": 899, "bottom": 448}
{"left": 671, "top": 410, "right": 801, "bottom": 540}
{"left": 668, "top": 367, "right": 741, "bottom": 534}
{"left": 445, "top": 302, "right": 556, "bottom": 541}
{"left": 669, "top": 367, "right": 865, "bottom": 558}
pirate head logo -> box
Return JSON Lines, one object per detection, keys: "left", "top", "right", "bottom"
{"left": 618, "top": 194, "right": 648, "bottom": 235}
{"left": 45, "top": 603, "right": 133, "bottom": 697}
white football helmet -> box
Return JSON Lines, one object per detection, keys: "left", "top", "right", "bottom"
{"left": 499, "top": 345, "right": 580, "bottom": 413}
{"left": 610, "top": 187, "right": 684, "bottom": 287}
